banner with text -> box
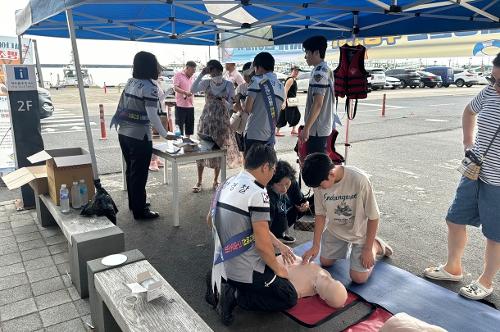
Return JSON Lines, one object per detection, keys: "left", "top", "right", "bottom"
{"left": 222, "top": 29, "right": 500, "bottom": 63}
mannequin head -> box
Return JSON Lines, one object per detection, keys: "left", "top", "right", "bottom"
{"left": 314, "top": 272, "right": 348, "bottom": 308}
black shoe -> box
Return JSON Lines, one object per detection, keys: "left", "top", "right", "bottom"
{"left": 205, "top": 271, "right": 218, "bottom": 309}
{"left": 279, "top": 234, "right": 296, "bottom": 244}
{"left": 129, "top": 202, "right": 151, "bottom": 211}
{"left": 217, "top": 283, "right": 237, "bottom": 326}
{"left": 133, "top": 208, "right": 159, "bottom": 220}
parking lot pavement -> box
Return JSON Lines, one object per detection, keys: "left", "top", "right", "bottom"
{"left": 1, "top": 85, "right": 498, "bottom": 331}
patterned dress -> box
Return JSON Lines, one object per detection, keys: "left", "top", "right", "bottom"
{"left": 195, "top": 78, "right": 242, "bottom": 169}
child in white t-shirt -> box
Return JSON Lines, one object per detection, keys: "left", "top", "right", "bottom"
{"left": 300, "top": 153, "right": 393, "bottom": 284}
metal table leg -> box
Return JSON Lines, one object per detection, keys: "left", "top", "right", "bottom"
{"left": 172, "top": 160, "right": 179, "bottom": 227}
{"left": 121, "top": 155, "right": 127, "bottom": 191}
{"left": 221, "top": 151, "right": 227, "bottom": 181}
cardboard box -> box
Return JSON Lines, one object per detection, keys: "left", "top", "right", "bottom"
{"left": 2, "top": 148, "right": 95, "bottom": 206}
{"left": 2, "top": 165, "right": 49, "bottom": 195}
{"left": 28, "top": 148, "right": 95, "bottom": 205}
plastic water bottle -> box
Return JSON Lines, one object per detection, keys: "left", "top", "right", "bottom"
{"left": 71, "top": 181, "right": 81, "bottom": 209}
{"left": 174, "top": 124, "right": 182, "bottom": 137}
{"left": 60, "top": 184, "right": 70, "bottom": 213}
{"left": 79, "top": 179, "right": 88, "bottom": 206}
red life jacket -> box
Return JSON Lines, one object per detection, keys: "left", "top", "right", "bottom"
{"left": 333, "top": 44, "right": 368, "bottom": 119}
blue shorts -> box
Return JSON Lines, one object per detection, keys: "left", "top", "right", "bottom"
{"left": 446, "top": 177, "right": 500, "bottom": 243}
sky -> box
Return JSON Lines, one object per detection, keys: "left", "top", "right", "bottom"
{"left": 0, "top": 0, "right": 213, "bottom": 66}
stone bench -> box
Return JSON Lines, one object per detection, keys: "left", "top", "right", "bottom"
{"left": 88, "top": 252, "right": 213, "bottom": 332}
{"left": 38, "top": 194, "right": 124, "bottom": 298}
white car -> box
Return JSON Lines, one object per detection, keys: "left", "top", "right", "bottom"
{"left": 453, "top": 69, "right": 479, "bottom": 87}
{"left": 158, "top": 76, "right": 175, "bottom": 97}
{"left": 296, "top": 71, "right": 311, "bottom": 93}
{"left": 367, "top": 68, "right": 386, "bottom": 91}
{"left": 384, "top": 76, "right": 401, "bottom": 89}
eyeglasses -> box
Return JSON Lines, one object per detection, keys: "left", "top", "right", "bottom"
{"left": 486, "top": 76, "right": 500, "bottom": 88}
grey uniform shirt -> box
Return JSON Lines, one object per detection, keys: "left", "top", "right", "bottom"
{"left": 214, "top": 171, "right": 270, "bottom": 283}
{"left": 304, "top": 61, "right": 334, "bottom": 137}
{"left": 118, "top": 78, "right": 168, "bottom": 141}
{"left": 245, "top": 72, "right": 285, "bottom": 142}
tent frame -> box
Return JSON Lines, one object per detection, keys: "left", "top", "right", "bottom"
{"left": 17, "top": 0, "right": 500, "bottom": 175}
{"left": 21, "top": 1, "right": 499, "bottom": 46}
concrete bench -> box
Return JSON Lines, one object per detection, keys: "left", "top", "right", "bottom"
{"left": 38, "top": 194, "right": 124, "bottom": 298}
{"left": 90, "top": 255, "right": 213, "bottom": 332}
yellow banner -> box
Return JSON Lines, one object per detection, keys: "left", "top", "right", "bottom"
{"left": 328, "top": 30, "right": 500, "bottom": 60}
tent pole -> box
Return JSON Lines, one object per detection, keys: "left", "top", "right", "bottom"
{"left": 344, "top": 13, "right": 359, "bottom": 165}
{"left": 65, "top": 8, "right": 99, "bottom": 180}
{"left": 33, "top": 40, "right": 44, "bottom": 88}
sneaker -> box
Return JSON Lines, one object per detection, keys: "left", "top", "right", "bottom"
{"left": 205, "top": 271, "right": 218, "bottom": 309}
{"left": 279, "top": 234, "right": 296, "bottom": 244}
{"left": 459, "top": 280, "right": 494, "bottom": 300}
{"left": 217, "top": 283, "right": 237, "bottom": 326}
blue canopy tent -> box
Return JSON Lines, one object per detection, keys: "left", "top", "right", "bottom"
{"left": 15, "top": 0, "right": 500, "bottom": 177}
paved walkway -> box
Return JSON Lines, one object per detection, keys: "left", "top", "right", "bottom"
{"left": 0, "top": 201, "right": 92, "bottom": 332}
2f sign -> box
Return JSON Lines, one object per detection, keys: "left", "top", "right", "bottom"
{"left": 17, "top": 100, "right": 33, "bottom": 112}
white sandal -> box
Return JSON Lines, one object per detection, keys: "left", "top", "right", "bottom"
{"left": 459, "top": 280, "right": 493, "bottom": 300}
{"left": 375, "top": 237, "right": 393, "bottom": 260}
{"left": 423, "top": 264, "right": 463, "bottom": 281}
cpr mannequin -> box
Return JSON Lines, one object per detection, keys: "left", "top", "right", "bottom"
{"left": 278, "top": 255, "right": 348, "bottom": 308}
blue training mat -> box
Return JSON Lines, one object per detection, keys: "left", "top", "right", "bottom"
{"left": 294, "top": 241, "right": 500, "bottom": 332}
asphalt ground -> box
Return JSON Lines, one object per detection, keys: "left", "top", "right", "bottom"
{"left": 1, "top": 85, "right": 498, "bottom": 331}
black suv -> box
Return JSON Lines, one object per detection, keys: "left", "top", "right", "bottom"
{"left": 385, "top": 68, "right": 421, "bottom": 89}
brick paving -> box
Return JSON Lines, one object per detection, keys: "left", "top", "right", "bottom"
{"left": 0, "top": 202, "right": 92, "bottom": 332}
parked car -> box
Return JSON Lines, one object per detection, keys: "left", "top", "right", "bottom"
{"left": 0, "top": 83, "right": 54, "bottom": 119}
{"left": 384, "top": 76, "right": 401, "bottom": 89}
{"left": 37, "top": 87, "right": 54, "bottom": 118}
{"left": 416, "top": 71, "right": 442, "bottom": 88}
{"left": 366, "top": 68, "right": 386, "bottom": 90}
{"left": 453, "top": 69, "right": 479, "bottom": 87}
{"left": 296, "top": 70, "right": 311, "bottom": 93}
{"left": 423, "top": 66, "right": 454, "bottom": 87}
{"left": 158, "top": 76, "right": 175, "bottom": 97}
{"left": 385, "top": 68, "right": 421, "bottom": 89}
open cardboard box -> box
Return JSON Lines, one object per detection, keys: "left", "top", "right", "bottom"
{"left": 2, "top": 148, "right": 95, "bottom": 205}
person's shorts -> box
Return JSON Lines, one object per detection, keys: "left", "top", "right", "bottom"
{"left": 306, "top": 135, "right": 328, "bottom": 154}
{"left": 320, "top": 231, "right": 370, "bottom": 273}
{"left": 174, "top": 106, "right": 194, "bottom": 135}
{"left": 446, "top": 177, "right": 500, "bottom": 243}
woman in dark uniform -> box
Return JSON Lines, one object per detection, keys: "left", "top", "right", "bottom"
{"left": 276, "top": 65, "right": 301, "bottom": 137}
{"left": 110, "top": 51, "right": 169, "bottom": 220}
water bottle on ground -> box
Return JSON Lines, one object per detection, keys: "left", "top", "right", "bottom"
{"left": 174, "top": 124, "right": 182, "bottom": 137}
{"left": 60, "top": 184, "right": 70, "bottom": 213}
{"left": 79, "top": 179, "right": 88, "bottom": 206}
{"left": 71, "top": 181, "right": 81, "bottom": 209}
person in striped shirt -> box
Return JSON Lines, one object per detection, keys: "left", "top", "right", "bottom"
{"left": 424, "top": 53, "right": 500, "bottom": 301}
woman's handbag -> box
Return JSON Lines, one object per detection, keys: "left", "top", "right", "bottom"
{"left": 457, "top": 124, "right": 500, "bottom": 180}
{"left": 286, "top": 97, "right": 299, "bottom": 107}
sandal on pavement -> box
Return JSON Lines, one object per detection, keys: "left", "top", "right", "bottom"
{"left": 375, "top": 236, "right": 393, "bottom": 260}
{"left": 290, "top": 130, "right": 298, "bottom": 136}
{"left": 459, "top": 280, "right": 493, "bottom": 300}
{"left": 213, "top": 182, "right": 220, "bottom": 191}
{"left": 275, "top": 132, "right": 285, "bottom": 137}
{"left": 192, "top": 183, "right": 202, "bottom": 193}
{"left": 423, "top": 264, "right": 463, "bottom": 281}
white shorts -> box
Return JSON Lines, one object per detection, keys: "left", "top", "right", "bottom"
{"left": 320, "top": 232, "right": 371, "bottom": 273}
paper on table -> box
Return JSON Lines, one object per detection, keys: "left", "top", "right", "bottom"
{"left": 126, "top": 282, "right": 147, "bottom": 293}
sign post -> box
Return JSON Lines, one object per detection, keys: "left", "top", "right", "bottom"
{"left": 4, "top": 64, "right": 44, "bottom": 208}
